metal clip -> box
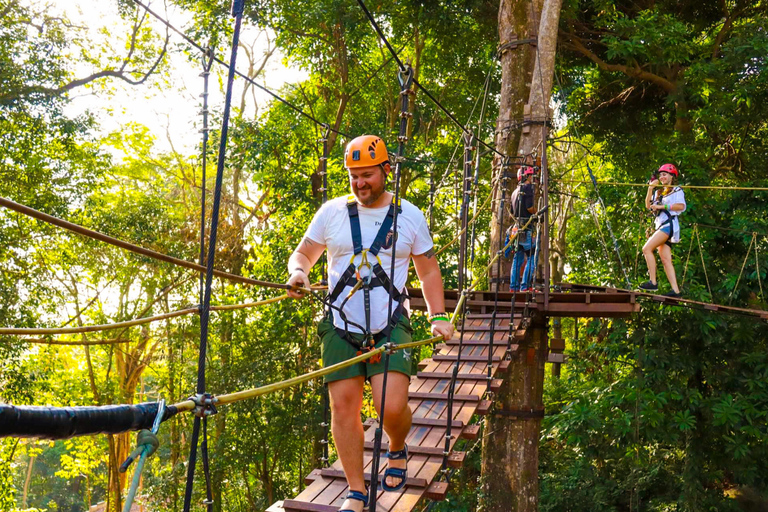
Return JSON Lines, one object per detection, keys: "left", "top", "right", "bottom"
{"left": 398, "top": 65, "right": 414, "bottom": 90}
{"left": 189, "top": 393, "right": 218, "bottom": 418}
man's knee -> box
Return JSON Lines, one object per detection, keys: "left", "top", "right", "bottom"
{"left": 329, "top": 379, "right": 363, "bottom": 417}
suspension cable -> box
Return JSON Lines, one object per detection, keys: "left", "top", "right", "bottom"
{"left": 0, "top": 197, "right": 296, "bottom": 291}
{"left": 354, "top": 0, "right": 504, "bottom": 160}
{"left": 729, "top": 233, "right": 756, "bottom": 305}
{"left": 442, "top": 132, "right": 474, "bottom": 473}
{"left": 470, "top": 70, "right": 493, "bottom": 264}
{"left": 129, "top": 0, "right": 351, "bottom": 138}
{"left": 558, "top": 179, "right": 768, "bottom": 192}
{"left": 183, "top": 4, "right": 244, "bottom": 510}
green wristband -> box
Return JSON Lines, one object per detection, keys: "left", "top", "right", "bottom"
{"left": 430, "top": 315, "right": 450, "bottom": 324}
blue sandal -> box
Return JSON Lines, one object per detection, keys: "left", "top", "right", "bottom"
{"left": 380, "top": 444, "right": 408, "bottom": 492}
{"left": 339, "top": 489, "right": 368, "bottom": 512}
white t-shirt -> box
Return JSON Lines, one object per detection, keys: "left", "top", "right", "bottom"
{"left": 653, "top": 187, "right": 686, "bottom": 242}
{"left": 305, "top": 195, "right": 434, "bottom": 333}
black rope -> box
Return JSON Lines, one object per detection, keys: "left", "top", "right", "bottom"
{"left": 182, "top": 3, "right": 245, "bottom": 511}
{"left": 368, "top": 65, "right": 413, "bottom": 512}
{"left": 198, "top": 45, "right": 216, "bottom": 512}
{"left": 442, "top": 132, "right": 474, "bottom": 472}
{"left": 201, "top": 416, "right": 214, "bottom": 511}
{"left": 353, "top": 0, "right": 504, "bottom": 160}
{"left": 129, "top": 0, "right": 350, "bottom": 138}
{"left": 488, "top": 161, "right": 511, "bottom": 392}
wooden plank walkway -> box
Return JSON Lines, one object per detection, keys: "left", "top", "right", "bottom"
{"left": 557, "top": 282, "right": 768, "bottom": 320}
{"left": 267, "top": 312, "right": 526, "bottom": 512}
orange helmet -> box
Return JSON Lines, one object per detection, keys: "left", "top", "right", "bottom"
{"left": 344, "top": 135, "right": 390, "bottom": 173}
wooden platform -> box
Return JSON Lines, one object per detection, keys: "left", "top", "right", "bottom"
{"left": 556, "top": 283, "right": 768, "bottom": 320}
{"left": 409, "top": 288, "right": 640, "bottom": 318}
{"left": 266, "top": 313, "right": 525, "bottom": 512}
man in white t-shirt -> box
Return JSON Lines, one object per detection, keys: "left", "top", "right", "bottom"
{"left": 286, "top": 135, "right": 454, "bottom": 512}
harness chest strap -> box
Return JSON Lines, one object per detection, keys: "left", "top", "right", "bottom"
{"left": 327, "top": 196, "right": 409, "bottom": 353}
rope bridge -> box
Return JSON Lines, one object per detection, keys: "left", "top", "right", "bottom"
{"left": 268, "top": 309, "right": 528, "bottom": 512}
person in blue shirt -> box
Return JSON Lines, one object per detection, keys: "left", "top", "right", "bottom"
{"left": 507, "top": 165, "right": 537, "bottom": 292}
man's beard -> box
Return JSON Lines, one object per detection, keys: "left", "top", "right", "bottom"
{"left": 355, "top": 185, "right": 385, "bottom": 206}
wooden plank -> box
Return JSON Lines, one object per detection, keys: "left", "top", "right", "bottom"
{"left": 410, "top": 416, "right": 464, "bottom": 428}
{"left": 408, "top": 391, "right": 481, "bottom": 402}
{"left": 461, "top": 424, "right": 481, "bottom": 439}
{"left": 446, "top": 451, "right": 465, "bottom": 468}
{"left": 425, "top": 481, "right": 449, "bottom": 501}
{"left": 475, "top": 400, "right": 493, "bottom": 416}
{"left": 316, "top": 469, "right": 428, "bottom": 488}
{"left": 432, "top": 355, "right": 501, "bottom": 363}
{"left": 282, "top": 500, "right": 343, "bottom": 512}
{"left": 549, "top": 338, "right": 565, "bottom": 351}
{"left": 547, "top": 353, "right": 567, "bottom": 364}
{"left": 442, "top": 337, "right": 510, "bottom": 346}
{"left": 416, "top": 371, "right": 492, "bottom": 381}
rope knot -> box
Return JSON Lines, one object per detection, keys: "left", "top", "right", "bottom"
{"left": 119, "top": 429, "right": 160, "bottom": 473}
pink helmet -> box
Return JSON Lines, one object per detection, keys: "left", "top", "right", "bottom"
{"left": 658, "top": 163, "right": 678, "bottom": 177}
{"left": 516, "top": 165, "right": 535, "bottom": 181}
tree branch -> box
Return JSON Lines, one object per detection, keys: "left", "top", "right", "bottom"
{"left": 561, "top": 31, "right": 677, "bottom": 93}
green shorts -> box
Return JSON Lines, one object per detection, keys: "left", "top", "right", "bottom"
{"left": 319, "top": 314, "right": 414, "bottom": 384}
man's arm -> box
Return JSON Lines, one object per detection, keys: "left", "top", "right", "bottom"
{"left": 412, "top": 247, "right": 454, "bottom": 341}
{"left": 286, "top": 237, "right": 326, "bottom": 299}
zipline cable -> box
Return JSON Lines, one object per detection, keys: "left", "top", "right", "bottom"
{"left": 182, "top": 3, "right": 245, "bottom": 511}
{"left": 559, "top": 179, "right": 768, "bottom": 192}
{"left": 354, "top": 0, "right": 505, "bottom": 160}
{"left": 129, "top": 0, "right": 351, "bottom": 138}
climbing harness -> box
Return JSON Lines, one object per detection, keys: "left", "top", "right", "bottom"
{"left": 650, "top": 185, "right": 684, "bottom": 247}
{"left": 323, "top": 195, "right": 409, "bottom": 364}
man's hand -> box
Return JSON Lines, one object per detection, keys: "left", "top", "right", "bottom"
{"left": 287, "top": 270, "right": 310, "bottom": 299}
{"left": 431, "top": 320, "right": 454, "bottom": 341}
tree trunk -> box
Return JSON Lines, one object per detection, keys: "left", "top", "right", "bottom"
{"left": 484, "top": 0, "right": 562, "bottom": 510}
{"left": 481, "top": 316, "right": 548, "bottom": 512}
{"left": 489, "top": 0, "right": 543, "bottom": 290}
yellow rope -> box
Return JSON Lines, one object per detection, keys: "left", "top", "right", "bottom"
{"left": 729, "top": 233, "right": 755, "bottom": 304}
{"left": 1, "top": 295, "right": 291, "bottom": 336}
{"left": 696, "top": 227, "right": 713, "bottom": 299}
{"left": 557, "top": 180, "right": 768, "bottom": 192}
{"left": 168, "top": 226, "right": 536, "bottom": 413}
